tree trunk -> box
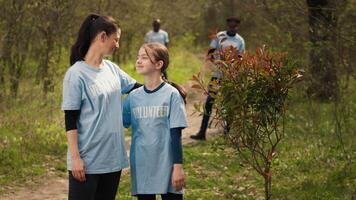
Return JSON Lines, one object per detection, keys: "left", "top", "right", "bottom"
{"left": 307, "top": 0, "right": 338, "bottom": 101}
{"left": 42, "top": 36, "right": 54, "bottom": 95}
{"left": 0, "top": 62, "right": 5, "bottom": 99}
{"left": 264, "top": 173, "right": 272, "bottom": 200}
{"left": 9, "top": 62, "right": 22, "bottom": 98}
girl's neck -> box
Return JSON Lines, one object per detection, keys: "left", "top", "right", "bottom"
{"left": 84, "top": 46, "right": 105, "bottom": 67}
{"left": 144, "top": 73, "right": 164, "bottom": 91}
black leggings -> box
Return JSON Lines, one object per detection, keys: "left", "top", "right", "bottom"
{"left": 137, "top": 193, "right": 183, "bottom": 200}
{"left": 68, "top": 170, "right": 121, "bottom": 200}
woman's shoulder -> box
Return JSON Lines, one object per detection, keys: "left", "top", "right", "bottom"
{"left": 103, "top": 59, "right": 125, "bottom": 75}
{"left": 64, "top": 62, "right": 84, "bottom": 78}
{"left": 103, "top": 59, "right": 119, "bottom": 69}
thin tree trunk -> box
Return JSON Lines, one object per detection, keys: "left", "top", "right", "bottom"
{"left": 0, "top": 62, "right": 5, "bottom": 99}
{"left": 264, "top": 175, "right": 271, "bottom": 200}
{"left": 264, "top": 162, "right": 272, "bottom": 200}
{"left": 307, "top": 0, "right": 338, "bottom": 100}
{"left": 43, "top": 36, "right": 54, "bottom": 95}
{"left": 9, "top": 61, "right": 22, "bottom": 98}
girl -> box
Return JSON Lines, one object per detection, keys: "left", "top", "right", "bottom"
{"left": 123, "top": 43, "right": 188, "bottom": 200}
{"left": 62, "top": 13, "right": 139, "bottom": 200}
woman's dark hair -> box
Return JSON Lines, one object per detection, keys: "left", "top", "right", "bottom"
{"left": 141, "top": 43, "right": 187, "bottom": 104}
{"left": 70, "top": 13, "right": 120, "bottom": 65}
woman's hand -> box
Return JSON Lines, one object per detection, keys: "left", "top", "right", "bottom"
{"left": 72, "top": 157, "right": 86, "bottom": 182}
{"left": 171, "top": 164, "right": 185, "bottom": 191}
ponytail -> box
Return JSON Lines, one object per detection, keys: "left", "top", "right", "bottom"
{"left": 163, "top": 76, "right": 187, "bottom": 104}
{"left": 70, "top": 13, "right": 119, "bottom": 65}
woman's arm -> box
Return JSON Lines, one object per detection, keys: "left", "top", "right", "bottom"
{"left": 122, "top": 96, "right": 132, "bottom": 128}
{"left": 66, "top": 130, "right": 86, "bottom": 182}
{"left": 65, "top": 110, "right": 86, "bottom": 182}
{"left": 126, "top": 82, "right": 143, "bottom": 94}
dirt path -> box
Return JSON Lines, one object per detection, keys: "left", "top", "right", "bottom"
{"left": 1, "top": 75, "right": 222, "bottom": 200}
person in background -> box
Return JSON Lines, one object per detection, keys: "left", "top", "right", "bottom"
{"left": 190, "top": 16, "right": 245, "bottom": 140}
{"left": 145, "top": 19, "right": 169, "bottom": 79}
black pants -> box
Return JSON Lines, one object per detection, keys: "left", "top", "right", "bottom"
{"left": 198, "top": 77, "right": 230, "bottom": 136}
{"left": 68, "top": 170, "right": 121, "bottom": 200}
{"left": 197, "top": 77, "right": 218, "bottom": 137}
{"left": 137, "top": 193, "right": 183, "bottom": 200}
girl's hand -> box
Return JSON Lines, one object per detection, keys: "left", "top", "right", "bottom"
{"left": 172, "top": 164, "right": 185, "bottom": 191}
{"left": 72, "top": 157, "right": 86, "bottom": 182}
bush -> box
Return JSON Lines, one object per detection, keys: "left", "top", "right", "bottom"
{"left": 193, "top": 45, "right": 302, "bottom": 199}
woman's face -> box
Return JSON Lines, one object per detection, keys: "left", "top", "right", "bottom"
{"left": 136, "top": 47, "right": 162, "bottom": 75}
{"left": 103, "top": 29, "right": 120, "bottom": 55}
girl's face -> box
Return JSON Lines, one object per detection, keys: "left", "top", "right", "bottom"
{"left": 136, "top": 47, "right": 162, "bottom": 75}
{"left": 102, "top": 29, "right": 120, "bottom": 55}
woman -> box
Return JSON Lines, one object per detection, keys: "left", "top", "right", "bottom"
{"left": 61, "top": 13, "right": 138, "bottom": 200}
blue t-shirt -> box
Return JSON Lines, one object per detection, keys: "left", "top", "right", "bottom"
{"left": 210, "top": 31, "right": 245, "bottom": 78}
{"left": 61, "top": 60, "right": 136, "bottom": 174}
{"left": 210, "top": 31, "right": 245, "bottom": 53}
{"left": 123, "top": 83, "right": 188, "bottom": 195}
{"left": 145, "top": 30, "right": 169, "bottom": 45}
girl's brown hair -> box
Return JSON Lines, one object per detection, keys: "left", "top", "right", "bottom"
{"left": 141, "top": 43, "right": 187, "bottom": 103}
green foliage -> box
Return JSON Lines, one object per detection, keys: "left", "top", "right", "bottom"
{"left": 0, "top": 43, "right": 202, "bottom": 192}
{"left": 115, "top": 127, "right": 356, "bottom": 200}
{"left": 193, "top": 46, "right": 303, "bottom": 199}
{"left": 0, "top": 0, "right": 355, "bottom": 198}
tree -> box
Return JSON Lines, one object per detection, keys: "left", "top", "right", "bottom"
{"left": 306, "top": 0, "right": 339, "bottom": 100}
{"left": 0, "top": 0, "right": 34, "bottom": 97}
{"left": 33, "top": 0, "right": 78, "bottom": 94}
{"left": 193, "top": 46, "right": 302, "bottom": 199}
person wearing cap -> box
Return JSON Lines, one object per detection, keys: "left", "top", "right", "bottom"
{"left": 145, "top": 19, "right": 170, "bottom": 79}
{"left": 190, "top": 16, "right": 245, "bottom": 140}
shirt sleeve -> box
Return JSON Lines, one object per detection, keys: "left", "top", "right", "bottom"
{"left": 117, "top": 67, "right": 136, "bottom": 94}
{"left": 61, "top": 69, "right": 82, "bottom": 110}
{"left": 169, "top": 91, "right": 188, "bottom": 128}
{"left": 209, "top": 38, "right": 218, "bottom": 49}
{"left": 144, "top": 32, "right": 150, "bottom": 43}
{"left": 164, "top": 32, "right": 169, "bottom": 43}
{"left": 170, "top": 127, "right": 183, "bottom": 164}
{"left": 122, "top": 95, "right": 131, "bottom": 128}
{"left": 239, "top": 38, "right": 245, "bottom": 53}
{"left": 64, "top": 110, "right": 80, "bottom": 131}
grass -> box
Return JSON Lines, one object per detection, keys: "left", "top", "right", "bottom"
{"left": 0, "top": 79, "right": 65, "bottom": 190}
{"left": 0, "top": 40, "right": 203, "bottom": 193}
{"left": 115, "top": 128, "right": 355, "bottom": 199}
{"left": 115, "top": 85, "right": 356, "bottom": 200}
{"left": 0, "top": 42, "right": 355, "bottom": 199}
{"left": 115, "top": 139, "right": 248, "bottom": 200}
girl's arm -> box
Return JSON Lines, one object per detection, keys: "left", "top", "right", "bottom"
{"left": 169, "top": 92, "right": 188, "bottom": 191}
{"left": 171, "top": 127, "right": 185, "bottom": 191}
{"left": 171, "top": 128, "right": 183, "bottom": 163}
